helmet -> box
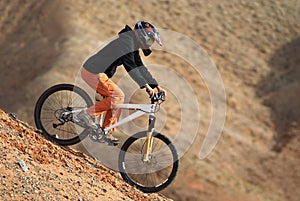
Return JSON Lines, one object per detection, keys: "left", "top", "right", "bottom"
{"left": 134, "top": 21, "right": 162, "bottom": 48}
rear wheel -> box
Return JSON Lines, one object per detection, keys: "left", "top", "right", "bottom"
{"left": 119, "top": 131, "right": 179, "bottom": 193}
{"left": 34, "top": 84, "right": 93, "bottom": 146}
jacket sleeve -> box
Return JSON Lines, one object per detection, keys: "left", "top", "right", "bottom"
{"left": 122, "top": 51, "right": 149, "bottom": 88}
{"left": 134, "top": 51, "right": 158, "bottom": 88}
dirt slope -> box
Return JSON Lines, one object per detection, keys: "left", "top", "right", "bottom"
{"left": 0, "top": 109, "right": 171, "bottom": 201}
{"left": 1, "top": 0, "right": 300, "bottom": 201}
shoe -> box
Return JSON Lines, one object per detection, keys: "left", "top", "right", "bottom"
{"left": 105, "top": 131, "right": 120, "bottom": 144}
{"left": 77, "top": 110, "right": 98, "bottom": 130}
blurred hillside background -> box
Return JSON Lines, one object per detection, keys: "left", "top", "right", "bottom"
{"left": 1, "top": 0, "right": 299, "bottom": 200}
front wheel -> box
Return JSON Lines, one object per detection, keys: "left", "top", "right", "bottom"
{"left": 118, "top": 132, "right": 179, "bottom": 193}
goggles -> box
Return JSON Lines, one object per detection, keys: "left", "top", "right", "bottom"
{"left": 144, "top": 31, "right": 162, "bottom": 47}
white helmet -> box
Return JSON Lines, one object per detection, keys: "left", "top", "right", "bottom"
{"left": 134, "top": 21, "right": 162, "bottom": 48}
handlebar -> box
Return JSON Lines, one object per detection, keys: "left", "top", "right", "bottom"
{"left": 151, "top": 91, "right": 166, "bottom": 104}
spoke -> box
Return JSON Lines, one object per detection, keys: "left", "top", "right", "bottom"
{"left": 128, "top": 138, "right": 146, "bottom": 154}
{"left": 152, "top": 138, "right": 165, "bottom": 152}
{"left": 67, "top": 90, "right": 72, "bottom": 107}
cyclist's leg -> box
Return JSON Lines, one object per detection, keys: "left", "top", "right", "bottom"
{"left": 98, "top": 73, "right": 124, "bottom": 130}
{"left": 81, "top": 70, "right": 124, "bottom": 122}
{"left": 81, "top": 68, "right": 110, "bottom": 118}
{"left": 102, "top": 108, "right": 121, "bottom": 132}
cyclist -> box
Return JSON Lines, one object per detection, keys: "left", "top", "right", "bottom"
{"left": 78, "top": 21, "right": 167, "bottom": 143}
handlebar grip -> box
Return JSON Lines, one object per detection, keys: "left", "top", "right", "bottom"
{"left": 151, "top": 91, "right": 165, "bottom": 103}
{"left": 158, "top": 91, "right": 165, "bottom": 101}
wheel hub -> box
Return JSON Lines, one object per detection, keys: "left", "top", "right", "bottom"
{"left": 55, "top": 107, "right": 73, "bottom": 122}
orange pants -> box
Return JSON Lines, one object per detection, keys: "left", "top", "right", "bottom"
{"left": 81, "top": 68, "right": 124, "bottom": 130}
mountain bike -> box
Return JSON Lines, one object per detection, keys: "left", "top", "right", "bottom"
{"left": 34, "top": 83, "right": 179, "bottom": 193}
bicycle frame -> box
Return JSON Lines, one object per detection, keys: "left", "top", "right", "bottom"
{"left": 94, "top": 103, "right": 159, "bottom": 162}
{"left": 102, "top": 104, "right": 156, "bottom": 131}
{"left": 62, "top": 92, "right": 164, "bottom": 161}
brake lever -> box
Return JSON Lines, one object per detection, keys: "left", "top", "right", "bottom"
{"left": 151, "top": 93, "right": 158, "bottom": 104}
{"left": 158, "top": 91, "right": 165, "bottom": 102}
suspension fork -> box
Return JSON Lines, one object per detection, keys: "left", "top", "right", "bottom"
{"left": 143, "top": 113, "right": 156, "bottom": 162}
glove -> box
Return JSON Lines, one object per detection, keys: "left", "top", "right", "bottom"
{"left": 156, "top": 86, "right": 167, "bottom": 100}
{"left": 146, "top": 87, "right": 155, "bottom": 98}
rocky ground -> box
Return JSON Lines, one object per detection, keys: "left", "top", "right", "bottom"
{"left": 0, "top": 109, "right": 171, "bottom": 201}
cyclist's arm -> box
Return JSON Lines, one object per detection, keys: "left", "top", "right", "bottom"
{"left": 122, "top": 51, "right": 149, "bottom": 88}
{"left": 120, "top": 38, "right": 162, "bottom": 97}
{"left": 133, "top": 51, "right": 158, "bottom": 89}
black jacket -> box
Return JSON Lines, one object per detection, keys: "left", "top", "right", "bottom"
{"left": 83, "top": 25, "right": 158, "bottom": 89}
